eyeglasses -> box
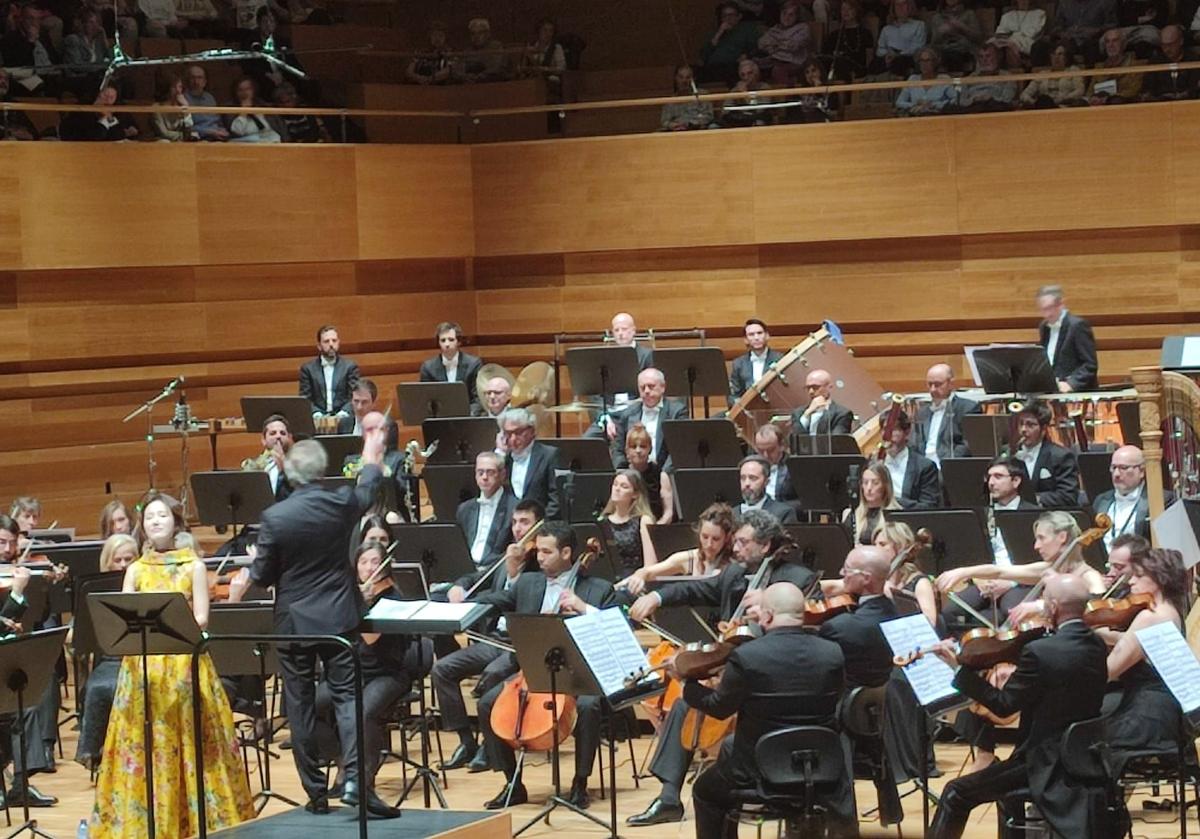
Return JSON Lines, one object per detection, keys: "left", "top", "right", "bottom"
{"left": 839, "top": 566, "right": 868, "bottom": 577}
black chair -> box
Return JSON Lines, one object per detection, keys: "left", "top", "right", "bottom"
{"left": 840, "top": 684, "right": 903, "bottom": 826}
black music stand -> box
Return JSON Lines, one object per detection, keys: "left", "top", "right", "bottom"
{"left": 662, "top": 419, "right": 744, "bottom": 468}
{"left": 190, "top": 471, "right": 275, "bottom": 544}
{"left": 783, "top": 524, "right": 854, "bottom": 581}
{"left": 565, "top": 346, "right": 640, "bottom": 418}
{"left": 89, "top": 593, "right": 202, "bottom": 839}
{"left": 9, "top": 575, "right": 51, "bottom": 632}
{"left": 398, "top": 381, "right": 470, "bottom": 425}
{"left": 891, "top": 510, "right": 993, "bottom": 575}
{"left": 0, "top": 626, "right": 69, "bottom": 839}
{"left": 970, "top": 345, "right": 1057, "bottom": 394}
{"left": 1077, "top": 450, "right": 1114, "bottom": 501}
{"left": 25, "top": 529, "right": 72, "bottom": 544}
{"left": 422, "top": 417, "right": 497, "bottom": 464}
{"left": 387, "top": 523, "right": 475, "bottom": 584}
{"left": 36, "top": 541, "right": 102, "bottom": 581}
{"left": 672, "top": 467, "right": 742, "bottom": 521}
{"left": 543, "top": 438, "right": 614, "bottom": 472}
{"left": 648, "top": 524, "right": 699, "bottom": 563}
{"left": 962, "top": 415, "right": 1010, "bottom": 459}
{"left": 940, "top": 458, "right": 992, "bottom": 508}
{"left": 792, "top": 434, "right": 861, "bottom": 456}
{"left": 562, "top": 472, "right": 617, "bottom": 524}
{"left": 787, "top": 454, "right": 867, "bottom": 514}
{"left": 315, "top": 434, "right": 363, "bottom": 477}
{"left": 653, "top": 347, "right": 729, "bottom": 418}
{"left": 421, "top": 464, "right": 478, "bottom": 521}
{"left": 240, "top": 396, "right": 316, "bottom": 438}
{"left": 69, "top": 570, "right": 124, "bottom": 725}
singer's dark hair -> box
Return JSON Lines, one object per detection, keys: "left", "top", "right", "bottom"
{"left": 539, "top": 520, "right": 577, "bottom": 554}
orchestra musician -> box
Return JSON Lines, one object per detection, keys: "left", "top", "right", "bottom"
{"left": 0, "top": 515, "right": 18, "bottom": 563}
{"left": 298, "top": 324, "right": 360, "bottom": 420}
{"left": 752, "top": 423, "right": 798, "bottom": 507}
{"left": 845, "top": 462, "right": 899, "bottom": 545}
{"left": 881, "top": 411, "right": 941, "bottom": 509}
{"left": 790, "top": 369, "right": 854, "bottom": 436}
{"left": 336, "top": 377, "right": 378, "bottom": 435}
{"left": 600, "top": 469, "right": 658, "bottom": 579}
{"left": 624, "top": 510, "right": 817, "bottom": 826}
{"left": 1090, "top": 445, "right": 1157, "bottom": 550}
{"left": 473, "top": 521, "right": 615, "bottom": 809}
{"left": 98, "top": 499, "right": 132, "bottom": 539}
{"left": 249, "top": 429, "right": 403, "bottom": 819}
{"left": 474, "top": 375, "right": 512, "bottom": 419}
{"left": 684, "top": 582, "right": 855, "bottom": 839}
{"left": 342, "top": 411, "right": 411, "bottom": 520}
{"left": 606, "top": 368, "right": 688, "bottom": 469}
{"left": 617, "top": 502, "right": 734, "bottom": 597}
{"left": 419, "top": 321, "right": 484, "bottom": 414}
{"left": 925, "top": 573, "right": 1109, "bottom": 839}
{"left": 498, "top": 407, "right": 560, "bottom": 520}
{"left": 8, "top": 496, "right": 40, "bottom": 537}
{"left": 912, "top": 363, "right": 980, "bottom": 465}
{"left": 241, "top": 412, "right": 294, "bottom": 502}
{"left": 1036, "top": 284, "right": 1098, "bottom": 393}
{"left": 438, "top": 499, "right": 544, "bottom": 773}
{"left": 0, "top": 559, "right": 49, "bottom": 808}
{"left": 611, "top": 311, "right": 654, "bottom": 370}
{"left": 1101, "top": 533, "right": 1147, "bottom": 601}
{"left": 1012, "top": 401, "right": 1081, "bottom": 508}
{"left": 727, "top": 318, "right": 782, "bottom": 407}
{"left": 738, "top": 455, "right": 798, "bottom": 524}
{"left": 620, "top": 425, "right": 675, "bottom": 524}
{"left": 457, "top": 452, "right": 517, "bottom": 572}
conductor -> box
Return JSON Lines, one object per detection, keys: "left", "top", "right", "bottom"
{"left": 250, "top": 427, "right": 402, "bottom": 819}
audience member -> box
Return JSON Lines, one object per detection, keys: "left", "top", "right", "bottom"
{"left": 828, "top": 0, "right": 875, "bottom": 80}
{"left": 950, "top": 42, "right": 1016, "bottom": 111}
{"left": 895, "top": 46, "right": 954, "bottom": 114}
{"left": 873, "top": 0, "right": 927, "bottom": 77}
{"left": 793, "top": 58, "right": 840, "bottom": 121}
{"left": 405, "top": 21, "right": 454, "bottom": 85}
{"left": 0, "top": 68, "right": 37, "bottom": 139}
{"left": 1050, "top": 0, "right": 1116, "bottom": 65}
{"left": 1020, "top": 40, "right": 1086, "bottom": 106}
{"left": 2, "top": 7, "right": 58, "bottom": 96}
{"left": 1086, "top": 28, "right": 1144, "bottom": 104}
{"left": 460, "top": 17, "right": 509, "bottom": 83}
{"left": 273, "top": 81, "right": 330, "bottom": 141}
{"left": 660, "top": 64, "right": 714, "bottom": 130}
{"left": 699, "top": 3, "right": 764, "bottom": 85}
{"left": 757, "top": 0, "right": 810, "bottom": 85}
{"left": 61, "top": 8, "right": 111, "bottom": 93}
{"left": 228, "top": 76, "right": 283, "bottom": 142}
{"left": 138, "top": 0, "right": 185, "bottom": 38}
{"left": 185, "top": 64, "right": 229, "bottom": 140}
{"left": 520, "top": 18, "right": 566, "bottom": 87}
{"left": 930, "top": 0, "right": 982, "bottom": 72}
{"left": 60, "top": 84, "right": 138, "bottom": 140}
{"left": 153, "top": 73, "right": 199, "bottom": 141}
{"left": 1145, "top": 25, "right": 1198, "bottom": 99}
{"left": 1118, "top": 0, "right": 1168, "bottom": 54}
{"left": 720, "top": 57, "right": 774, "bottom": 127}
{"left": 990, "top": 0, "right": 1047, "bottom": 67}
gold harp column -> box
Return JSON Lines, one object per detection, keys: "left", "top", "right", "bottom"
{"left": 1131, "top": 365, "right": 1166, "bottom": 540}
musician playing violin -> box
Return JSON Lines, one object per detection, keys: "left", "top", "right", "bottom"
{"left": 473, "top": 521, "right": 614, "bottom": 810}
{"left": 617, "top": 502, "right": 734, "bottom": 597}
{"left": 926, "top": 574, "right": 1109, "bottom": 839}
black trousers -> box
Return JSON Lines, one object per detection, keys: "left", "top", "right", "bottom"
{"left": 431, "top": 644, "right": 516, "bottom": 733}
{"left": 929, "top": 756, "right": 1028, "bottom": 839}
{"left": 315, "top": 673, "right": 409, "bottom": 783}
{"left": 278, "top": 637, "right": 361, "bottom": 800}
{"left": 647, "top": 700, "right": 694, "bottom": 804}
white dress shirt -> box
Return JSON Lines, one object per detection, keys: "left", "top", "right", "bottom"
{"left": 442, "top": 353, "right": 460, "bottom": 383}
{"left": 740, "top": 496, "right": 767, "bottom": 516}
{"left": 924, "top": 398, "right": 949, "bottom": 465}
{"left": 510, "top": 448, "right": 532, "bottom": 498}
{"left": 540, "top": 570, "right": 570, "bottom": 613}
{"left": 321, "top": 356, "right": 337, "bottom": 413}
{"left": 766, "top": 461, "right": 783, "bottom": 500}
{"left": 1104, "top": 486, "right": 1142, "bottom": 550}
{"left": 1045, "top": 310, "right": 1067, "bottom": 365}
{"left": 265, "top": 461, "right": 282, "bottom": 495}
{"left": 990, "top": 495, "right": 1022, "bottom": 566}
{"left": 470, "top": 491, "right": 502, "bottom": 564}
{"left": 1017, "top": 443, "right": 1041, "bottom": 480}
{"left": 885, "top": 448, "right": 909, "bottom": 501}
{"left": 803, "top": 409, "right": 825, "bottom": 435}
{"left": 750, "top": 350, "right": 770, "bottom": 384}
{"left": 641, "top": 404, "right": 661, "bottom": 460}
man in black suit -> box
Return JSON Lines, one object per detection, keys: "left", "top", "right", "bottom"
{"left": 753, "top": 423, "right": 798, "bottom": 506}
{"left": 611, "top": 311, "right": 654, "bottom": 371}
{"left": 790, "top": 368, "right": 854, "bottom": 437}
{"left": 499, "top": 407, "right": 560, "bottom": 519}
{"left": 625, "top": 510, "right": 818, "bottom": 825}
{"left": 299, "top": 324, "right": 360, "bottom": 419}
{"left": 1037, "top": 285, "right": 1098, "bottom": 393}
{"left": 341, "top": 411, "right": 410, "bottom": 519}
{"left": 607, "top": 368, "right": 688, "bottom": 467}
{"left": 335, "top": 378, "right": 377, "bottom": 436}
{"left": 912, "top": 363, "right": 980, "bottom": 465}
{"left": 727, "top": 318, "right": 784, "bottom": 407}
{"left": 250, "top": 430, "right": 401, "bottom": 818}
{"left": 419, "top": 321, "right": 484, "bottom": 414}
{"left": 927, "top": 574, "right": 1109, "bottom": 839}
{"left": 737, "top": 455, "right": 798, "bottom": 524}
{"left": 688, "top": 582, "right": 854, "bottom": 839}
{"left": 1014, "top": 402, "right": 1080, "bottom": 507}
{"left": 240, "top": 413, "right": 295, "bottom": 502}
{"left": 473, "top": 522, "right": 615, "bottom": 809}
{"left": 456, "top": 452, "right": 517, "bottom": 571}
{"left": 882, "top": 412, "right": 941, "bottom": 510}
{"left": 1090, "top": 445, "right": 1154, "bottom": 552}
{"left": 435, "top": 499, "right": 542, "bottom": 773}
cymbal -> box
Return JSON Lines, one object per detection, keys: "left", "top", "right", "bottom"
{"left": 547, "top": 401, "right": 602, "bottom": 413}
{"left": 513, "top": 361, "right": 555, "bottom": 408}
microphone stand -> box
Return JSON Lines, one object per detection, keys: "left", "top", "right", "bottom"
{"left": 122, "top": 378, "right": 183, "bottom": 491}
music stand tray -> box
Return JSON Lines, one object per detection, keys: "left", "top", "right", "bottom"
{"left": 71, "top": 571, "right": 126, "bottom": 659}
{"left": 565, "top": 472, "right": 618, "bottom": 524}
{"left": 543, "top": 438, "right": 615, "bottom": 472}
{"left": 314, "top": 434, "right": 363, "bottom": 477}
{"left": 26, "top": 528, "right": 73, "bottom": 544}
{"left": 191, "top": 471, "right": 275, "bottom": 529}
{"left": 566, "top": 346, "right": 640, "bottom": 405}
{"left": 791, "top": 434, "right": 861, "bottom": 456}
{"left": 786, "top": 454, "right": 867, "bottom": 513}
{"left": 783, "top": 524, "right": 853, "bottom": 580}
{"left": 1077, "top": 450, "right": 1114, "bottom": 502}
{"left": 970, "top": 345, "right": 1057, "bottom": 394}
{"left": 240, "top": 396, "right": 316, "bottom": 438}
{"left": 206, "top": 604, "right": 278, "bottom": 677}
{"left": 399, "top": 382, "right": 470, "bottom": 425}
{"left": 653, "top": 347, "right": 730, "bottom": 416}
{"left": 996, "top": 508, "right": 1106, "bottom": 569}
{"left": 421, "top": 464, "right": 478, "bottom": 521}
{"left": 672, "top": 467, "right": 743, "bottom": 521}
{"left": 891, "top": 510, "right": 993, "bottom": 575}
{"left": 648, "top": 524, "right": 699, "bottom": 564}
{"left": 387, "top": 523, "right": 476, "bottom": 584}
{"left": 662, "top": 419, "right": 744, "bottom": 468}
{"left": 422, "top": 417, "right": 498, "bottom": 464}
{"left": 962, "top": 415, "right": 1010, "bottom": 459}
{"left": 38, "top": 541, "right": 104, "bottom": 581}
{"left": 940, "top": 458, "right": 992, "bottom": 508}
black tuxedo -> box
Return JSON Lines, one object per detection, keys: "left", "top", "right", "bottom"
{"left": 930, "top": 620, "right": 1108, "bottom": 839}
{"left": 1022, "top": 442, "right": 1080, "bottom": 508}
{"left": 765, "top": 458, "right": 797, "bottom": 504}
{"left": 818, "top": 594, "right": 898, "bottom": 689}
{"left": 298, "top": 355, "right": 359, "bottom": 416}
{"left": 727, "top": 348, "right": 784, "bottom": 407}
{"left": 419, "top": 351, "right": 484, "bottom": 413}
{"left": 335, "top": 414, "right": 359, "bottom": 435}
{"left": 896, "top": 449, "right": 942, "bottom": 510}
{"left": 791, "top": 400, "right": 854, "bottom": 436}
{"left": 911, "top": 395, "right": 980, "bottom": 460}
{"left": 1090, "top": 487, "right": 1157, "bottom": 543}
{"left": 689, "top": 627, "right": 854, "bottom": 839}
{"left": 739, "top": 498, "right": 799, "bottom": 524}
{"left": 504, "top": 441, "right": 560, "bottom": 520}
{"left": 654, "top": 557, "right": 816, "bottom": 622}
{"left": 1039, "top": 312, "right": 1098, "bottom": 392}
{"left": 609, "top": 397, "right": 689, "bottom": 467}
{"left": 251, "top": 466, "right": 382, "bottom": 800}
{"left": 455, "top": 490, "right": 517, "bottom": 567}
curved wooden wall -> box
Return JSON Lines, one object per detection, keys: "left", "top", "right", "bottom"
{"left": 3, "top": 102, "right": 1200, "bottom": 530}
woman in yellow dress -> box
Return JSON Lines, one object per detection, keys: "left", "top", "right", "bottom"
{"left": 90, "top": 492, "right": 254, "bottom": 838}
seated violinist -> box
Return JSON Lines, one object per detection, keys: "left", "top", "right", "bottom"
{"left": 1101, "top": 534, "right": 1146, "bottom": 603}
{"left": 436, "top": 499, "right": 543, "bottom": 773}
{"left": 472, "top": 522, "right": 614, "bottom": 809}
{"left": 616, "top": 502, "right": 735, "bottom": 597}
{"left": 0, "top": 515, "right": 18, "bottom": 564}
{"left": 9, "top": 496, "right": 41, "bottom": 552}
{"left": 684, "top": 582, "right": 855, "bottom": 839}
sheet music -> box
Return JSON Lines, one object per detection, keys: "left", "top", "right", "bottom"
{"left": 363, "top": 598, "right": 425, "bottom": 621}
{"left": 411, "top": 601, "right": 484, "bottom": 623}
{"left": 1135, "top": 621, "right": 1200, "bottom": 714}
{"left": 881, "top": 614, "right": 959, "bottom": 708}
{"left": 565, "top": 607, "right": 657, "bottom": 699}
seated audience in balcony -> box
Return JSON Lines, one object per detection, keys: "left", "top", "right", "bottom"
{"left": 872, "top": 0, "right": 927, "bottom": 77}
{"left": 406, "top": 21, "right": 454, "bottom": 85}
{"left": 828, "top": 0, "right": 875, "bottom": 80}
{"left": 273, "top": 81, "right": 331, "bottom": 141}
{"left": 459, "top": 17, "right": 510, "bottom": 83}
{"left": 242, "top": 8, "right": 304, "bottom": 99}
{"left": 699, "top": 3, "right": 764, "bottom": 85}
{"left": 138, "top": 0, "right": 186, "bottom": 38}
{"left": 949, "top": 42, "right": 1017, "bottom": 111}
{"left": 1019, "top": 40, "right": 1086, "bottom": 105}
{"left": 0, "top": 68, "right": 37, "bottom": 139}
{"left": 720, "top": 57, "right": 774, "bottom": 126}
{"left": 988, "top": 0, "right": 1046, "bottom": 68}
{"left": 733, "top": 0, "right": 765, "bottom": 19}
{"left": 1085, "top": 29, "right": 1144, "bottom": 104}
{"left": 1118, "top": 0, "right": 1168, "bottom": 56}
{"left": 228, "top": 76, "right": 282, "bottom": 142}
{"left": 792, "top": 58, "right": 840, "bottom": 121}
{"left": 1145, "top": 25, "right": 1199, "bottom": 99}
{"left": 520, "top": 18, "right": 566, "bottom": 86}
{"left": 60, "top": 83, "right": 138, "bottom": 140}
{"left": 895, "top": 46, "right": 954, "bottom": 114}
{"left": 185, "top": 64, "right": 229, "bottom": 140}
{"left": 62, "top": 9, "right": 112, "bottom": 73}
{"left": 153, "top": 72, "right": 199, "bottom": 141}
{"left": 930, "top": 0, "right": 982, "bottom": 72}
{"left": 1049, "top": 0, "right": 1115, "bottom": 65}
{"left": 757, "top": 0, "right": 810, "bottom": 85}
{"left": 1, "top": 7, "right": 58, "bottom": 96}
{"left": 660, "top": 64, "right": 715, "bottom": 130}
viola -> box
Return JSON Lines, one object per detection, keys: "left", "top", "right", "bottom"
{"left": 1083, "top": 592, "right": 1154, "bottom": 631}
{"left": 802, "top": 593, "right": 857, "bottom": 626}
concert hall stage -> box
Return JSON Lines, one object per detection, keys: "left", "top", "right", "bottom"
{"left": 210, "top": 807, "right": 511, "bottom": 838}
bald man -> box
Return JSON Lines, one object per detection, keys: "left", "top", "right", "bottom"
{"left": 607, "top": 368, "right": 688, "bottom": 467}
{"left": 1089, "top": 445, "right": 1167, "bottom": 551}
{"left": 789, "top": 369, "right": 854, "bottom": 436}
{"left": 608, "top": 312, "right": 655, "bottom": 407}
{"left": 911, "top": 363, "right": 981, "bottom": 465}
{"left": 927, "top": 573, "right": 1108, "bottom": 839}
{"left": 474, "top": 376, "right": 512, "bottom": 419}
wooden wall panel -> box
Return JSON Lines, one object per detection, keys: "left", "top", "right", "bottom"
{"left": 0, "top": 167, "right": 23, "bottom": 268}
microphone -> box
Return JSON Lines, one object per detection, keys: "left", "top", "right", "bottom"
{"left": 164, "top": 375, "right": 185, "bottom": 392}
{"left": 172, "top": 389, "right": 190, "bottom": 430}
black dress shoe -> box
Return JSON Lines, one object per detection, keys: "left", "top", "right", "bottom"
{"left": 467, "top": 748, "right": 491, "bottom": 773}
{"left": 7, "top": 784, "right": 56, "bottom": 808}
{"left": 304, "top": 796, "right": 330, "bottom": 815}
{"left": 341, "top": 781, "right": 402, "bottom": 819}
{"left": 626, "top": 798, "right": 684, "bottom": 826}
{"left": 566, "top": 777, "right": 590, "bottom": 810}
{"left": 484, "top": 783, "right": 527, "bottom": 809}
{"left": 440, "top": 742, "right": 478, "bottom": 771}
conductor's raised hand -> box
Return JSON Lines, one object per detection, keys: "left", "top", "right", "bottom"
{"left": 361, "top": 424, "right": 386, "bottom": 466}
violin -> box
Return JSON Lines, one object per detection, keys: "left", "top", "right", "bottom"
{"left": 1083, "top": 592, "right": 1154, "bottom": 631}
{"left": 463, "top": 519, "right": 544, "bottom": 600}
{"left": 802, "top": 593, "right": 857, "bottom": 626}
{"left": 358, "top": 541, "right": 402, "bottom": 605}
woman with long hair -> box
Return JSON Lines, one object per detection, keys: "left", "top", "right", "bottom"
{"left": 845, "top": 462, "right": 900, "bottom": 545}
{"left": 622, "top": 424, "right": 674, "bottom": 524}
{"left": 617, "top": 502, "right": 734, "bottom": 596}
{"left": 600, "top": 469, "right": 658, "bottom": 578}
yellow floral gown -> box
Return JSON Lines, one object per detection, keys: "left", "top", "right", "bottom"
{"left": 90, "top": 549, "right": 255, "bottom": 838}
